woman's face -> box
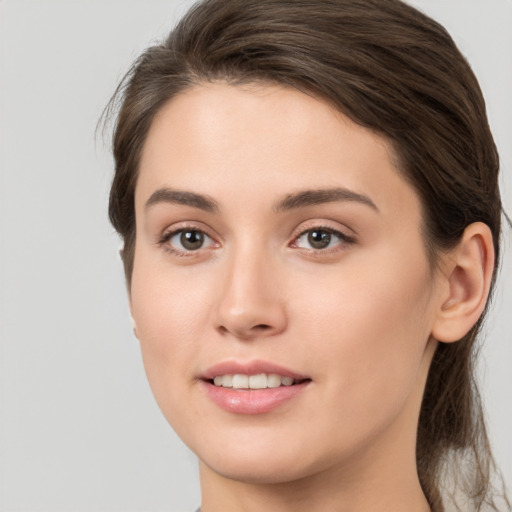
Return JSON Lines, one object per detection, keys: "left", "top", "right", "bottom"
{"left": 131, "top": 83, "right": 443, "bottom": 484}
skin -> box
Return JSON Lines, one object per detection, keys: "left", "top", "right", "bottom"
{"left": 130, "top": 83, "right": 493, "bottom": 512}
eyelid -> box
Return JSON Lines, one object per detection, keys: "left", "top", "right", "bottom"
{"left": 157, "top": 222, "right": 220, "bottom": 256}
{"left": 289, "top": 221, "right": 356, "bottom": 252}
{"left": 291, "top": 219, "right": 356, "bottom": 240}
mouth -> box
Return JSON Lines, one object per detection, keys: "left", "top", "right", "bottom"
{"left": 200, "top": 361, "right": 311, "bottom": 414}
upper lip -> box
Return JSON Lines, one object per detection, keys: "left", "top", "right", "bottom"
{"left": 201, "top": 359, "right": 309, "bottom": 381}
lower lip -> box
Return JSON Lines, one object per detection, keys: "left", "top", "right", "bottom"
{"left": 202, "top": 381, "right": 310, "bottom": 415}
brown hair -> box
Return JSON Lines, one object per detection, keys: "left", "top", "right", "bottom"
{"left": 106, "top": 0, "right": 509, "bottom": 510}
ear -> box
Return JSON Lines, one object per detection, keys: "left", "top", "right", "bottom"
{"left": 129, "top": 301, "right": 138, "bottom": 339}
{"left": 131, "top": 314, "right": 139, "bottom": 339}
{"left": 431, "top": 222, "right": 495, "bottom": 343}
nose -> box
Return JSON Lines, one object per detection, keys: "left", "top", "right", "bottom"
{"left": 214, "top": 248, "right": 287, "bottom": 340}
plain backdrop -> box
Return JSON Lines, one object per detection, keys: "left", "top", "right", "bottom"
{"left": 0, "top": 1, "right": 510, "bottom": 511}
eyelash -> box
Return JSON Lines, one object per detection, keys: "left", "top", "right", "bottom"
{"left": 157, "top": 224, "right": 356, "bottom": 257}
{"left": 157, "top": 225, "right": 217, "bottom": 257}
{"left": 290, "top": 225, "right": 356, "bottom": 254}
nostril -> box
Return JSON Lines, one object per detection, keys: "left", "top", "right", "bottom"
{"left": 217, "top": 322, "right": 274, "bottom": 339}
{"left": 254, "top": 324, "right": 272, "bottom": 330}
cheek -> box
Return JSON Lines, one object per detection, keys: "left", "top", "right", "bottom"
{"left": 130, "top": 253, "right": 215, "bottom": 399}
{"left": 294, "top": 248, "right": 435, "bottom": 419}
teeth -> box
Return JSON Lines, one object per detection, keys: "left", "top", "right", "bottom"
{"left": 249, "top": 374, "right": 267, "bottom": 389}
{"left": 212, "top": 373, "right": 297, "bottom": 389}
{"left": 232, "top": 374, "right": 249, "bottom": 389}
{"left": 267, "top": 374, "right": 282, "bottom": 388}
{"left": 281, "top": 376, "right": 294, "bottom": 386}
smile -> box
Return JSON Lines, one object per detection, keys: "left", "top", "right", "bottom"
{"left": 201, "top": 361, "right": 311, "bottom": 414}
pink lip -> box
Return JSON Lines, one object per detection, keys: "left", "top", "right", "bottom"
{"left": 199, "top": 360, "right": 311, "bottom": 415}
{"left": 201, "top": 359, "right": 308, "bottom": 381}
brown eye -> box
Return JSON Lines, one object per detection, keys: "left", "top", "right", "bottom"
{"left": 163, "top": 228, "right": 215, "bottom": 254}
{"left": 307, "top": 229, "right": 332, "bottom": 249}
{"left": 180, "top": 230, "right": 204, "bottom": 250}
{"left": 293, "top": 227, "right": 354, "bottom": 252}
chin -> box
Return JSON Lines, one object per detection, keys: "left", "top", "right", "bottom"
{"left": 184, "top": 425, "right": 336, "bottom": 485}
{"left": 201, "top": 452, "right": 319, "bottom": 485}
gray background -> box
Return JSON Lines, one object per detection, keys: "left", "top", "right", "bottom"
{"left": 0, "top": 1, "right": 510, "bottom": 511}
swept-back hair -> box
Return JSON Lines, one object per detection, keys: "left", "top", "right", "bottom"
{"left": 106, "top": 1, "right": 509, "bottom": 509}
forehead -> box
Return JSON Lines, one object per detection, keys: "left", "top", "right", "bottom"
{"left": 136, "top": 82, "right": 421, "bottom": 221}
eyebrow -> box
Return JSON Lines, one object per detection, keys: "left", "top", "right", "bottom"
{"left": 274, "top": 188, "right": 378, "bottom": 212}
{"left": 145, "top": 188, "right": 219, "bottom": 213}
{"left": 144, "top": 186, "right": 378, "bottom": 214}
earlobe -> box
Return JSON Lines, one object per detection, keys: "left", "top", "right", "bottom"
{"left": 131, "top": 315, "right": 139, "bottom": 339}
{"left": 129, "top": 302, "right": 139, "bottom": 339}
{"left": 431, "top": 222, "right": 495, "bottom": 343}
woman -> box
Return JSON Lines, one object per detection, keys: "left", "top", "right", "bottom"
{"left": 106, "top": 0, "right": 510, "bottom": 510}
